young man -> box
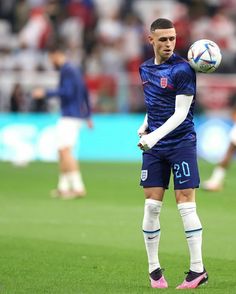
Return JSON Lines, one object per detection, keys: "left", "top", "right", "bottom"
{"left": 32, "top": 44, "right": 93, "bottom": 199}
{"left": 137, "top": 18, "right": 208, "bottom": 289}
{"left": 202, "top": 95, "right": 236, "bottom": 191}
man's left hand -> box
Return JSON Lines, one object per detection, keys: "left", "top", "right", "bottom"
{"left": 86, "top": 119, "right": 94, "bottom": 129}
{"left": 138, "top": 133, "right": 157, "bottom": 151}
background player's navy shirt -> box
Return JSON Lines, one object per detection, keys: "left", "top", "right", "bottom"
{"left": 46, "top": 62, "right": 91, "bottom": 119}
{"left": 139, "top": 53, "right": 196, "bottom": 150}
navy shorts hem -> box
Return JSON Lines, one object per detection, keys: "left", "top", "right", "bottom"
{"left": 140, "top": 183, "right": 169, "bottom": 189}
{"left": 174, "top": 184, "right": 199, "bottom": 190}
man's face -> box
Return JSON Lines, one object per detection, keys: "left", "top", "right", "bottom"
{"left": 148, "top": 28, "right": 176, "bottom": 63}
{"left": 48, "top": 52, "right": 61, "bottom": 70}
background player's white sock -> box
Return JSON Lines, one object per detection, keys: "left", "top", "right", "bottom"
{"left": 142, "top": 199, "right": 162, "bottom": 273}
{"left": 58, "top": 173, "right": 70, "bottom": 192}
{"left": 209, "top": 166, "right": 226, "bottom": 184}
{"left": 67, "top": 171, "right": 85, "bottom": 192}
{"left": 178, "top": 202, "right": 204, "bottom": 273}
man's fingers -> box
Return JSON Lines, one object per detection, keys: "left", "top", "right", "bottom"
{"left": 137, "top": 143, "right": 144, "bottom": 150}
{"left": 138, "top": 142, "right": 149, "bottom": 151}
{"left": 138, "top": 131, "right": 148, "bottom": 138}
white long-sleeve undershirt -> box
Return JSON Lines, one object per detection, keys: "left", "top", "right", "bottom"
{"left": 139, "top": 94, "right": 194, "bottom": 150}
{"left": 137, "top": 113, "right": 148, "bottom": 136}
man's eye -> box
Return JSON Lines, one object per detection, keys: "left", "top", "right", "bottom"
{"left": 159, "top": 37, "right": 176, "bottom": 42}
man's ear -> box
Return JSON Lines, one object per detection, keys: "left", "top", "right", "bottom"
{"left": 148, "top": 34, "right": 154, "bottom": 45}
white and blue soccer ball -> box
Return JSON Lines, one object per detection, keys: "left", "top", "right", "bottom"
{"left": 187, "top": 39, "right": 222, "bottom": 73}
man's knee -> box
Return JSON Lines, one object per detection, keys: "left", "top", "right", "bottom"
{"left": 175, "top": 188, "right": 195, "bottom": 204}
{"left": 144, "top": 187, "right": 165, "bottom": 201}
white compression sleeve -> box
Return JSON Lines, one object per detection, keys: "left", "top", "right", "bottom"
{"left": 137, "top": 113, "right": 148, "bottom": 136}
{"left": 152, "top": 94, "right": 193, "bottom": 140}
{"left": 139, "top": 94, "right": 193, "bottom": 149}
{"left": 142, "top": 113, "right": 148, "bottom": 127}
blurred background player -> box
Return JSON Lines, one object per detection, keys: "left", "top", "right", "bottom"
{"left": 32, "top": 42, "right": 93, "bottom": 199}
{"left": 202, "top": 93, "right": 236, "bottom": 191}
{"left": 138, "top": 18, "right": 208, "bottom": 289}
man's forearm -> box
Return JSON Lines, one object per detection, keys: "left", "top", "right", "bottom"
{"left": 138, "top": 94, "right": 193, "bottom": 150}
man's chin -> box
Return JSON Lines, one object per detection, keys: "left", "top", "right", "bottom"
{"left": 162, "top": 52, "right": 173, "bottom": 60}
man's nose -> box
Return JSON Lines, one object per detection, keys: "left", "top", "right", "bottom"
{"left": 166, "top": 39, "right": 171, "bottom": 46}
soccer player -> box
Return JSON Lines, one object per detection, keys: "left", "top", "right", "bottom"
{"left": 32, "top": 43, "right": 93, "bottom": 199}
{"left": 202, "top": 94, "right": 236, "bottom": 191}
{"left": 137, "top": 18, "right": 208, "bottom": 289}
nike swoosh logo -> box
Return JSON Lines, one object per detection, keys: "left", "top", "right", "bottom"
{"left": 179, "top": 179, "right": 190, "bottom": 184}
{"left": 148, "top": 235, "right": 158, "bottom": 240}
{"left": 142, "top": 81, "right": 149, "bottom": 85}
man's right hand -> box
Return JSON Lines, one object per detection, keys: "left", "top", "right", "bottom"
{"left": 32, "top": 88, "right": 45, "bottom": 99}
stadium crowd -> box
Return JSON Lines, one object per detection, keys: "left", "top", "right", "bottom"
{"left": 0, "top": 0, "right": 236, "bottom": 113}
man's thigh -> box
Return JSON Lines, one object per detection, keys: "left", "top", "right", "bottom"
{"left": 140, "top": 150, "right": 171, "bottom": 189}
{"left": 167, "top": 146, "right": 200, "bottom": 190}
{"left": 56, "top": 117, "right": 82, "bottom": 149}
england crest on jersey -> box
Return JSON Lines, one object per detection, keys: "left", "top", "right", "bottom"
{"left": 141, "top": 170, "right": 148, "bottom": 181}
{"left": 160, "top": 77, "right": 167, "bottom": 88}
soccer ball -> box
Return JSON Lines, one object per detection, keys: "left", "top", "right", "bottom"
{"left": 187, "top": 39, "right": 222, "bottom": 73}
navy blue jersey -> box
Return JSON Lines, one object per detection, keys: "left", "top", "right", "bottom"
{"left": 139, "top": 53, "right": 196, "bottom": 150}
{"left": 46, "top": 62, "right": 91, "bottom": 119}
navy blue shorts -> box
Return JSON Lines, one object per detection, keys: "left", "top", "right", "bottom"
{"left": 140, "top": 146, "right": 200, "bottom": 190}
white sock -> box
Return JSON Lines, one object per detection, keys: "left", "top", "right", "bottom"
{"left": 67, "top": 171, "right": 85, "bottom": 191}
{"left": 178, "top": 202, "right": 204, "bottom": 273}
{"left": 210, "top": 166, "right": 226, "bottom": 184}
{"left": 58, "top": 173, "right": 70, "bottom": 192}
{"left": 142, "top": 199, "right": 162, "bottom": 273}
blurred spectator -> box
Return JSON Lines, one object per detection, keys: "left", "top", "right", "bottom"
{"left": 11, "top": 45, "right": 47, "bottom": 71}
{"left": 121, "top": 13, "right": 145, "bottom": 112}
{"left": 66, "top": 0, "right": 96, "bottom": 28}
{"left": 207, "top": 10, "right": 236, "bottom": 72}
{"left": 93, "top": 0, "right": 124, "bottom": 18}
{"left": 45, "top": 0, "right": 62, "bottom": 29}
{"left": 19, "top": 6, "right": 54, "bottom": 50}
{"left": 12, "top": 0, "right": 30, "bottom": 32}
{"left": 191, "top": 7, "right": 236, "bottom": 72}
{"left": 58, "top": 16, "right": 84, "bottom": 65}
{"left": 88, "top": 74, "right": 117, "bottom": 112}
{"left": 9, "top": 83, "right": 26, "bottom": 112}
{"left": 122, "top": 13, "right": 145, "bottom": 74}
{"left": 85, "top": 45, "right": 118, "bottom": 112}
{"left": 0, "top": 0, "right": 16, "bottom": 25}
{"left": 173, "top": 3, "right": 191, "bottom": 57}
{"left": 28, "top": 0, "right": 47, "bottom": 8}
{"left": 96, "top": 10, "right": 123, "bottom": 44}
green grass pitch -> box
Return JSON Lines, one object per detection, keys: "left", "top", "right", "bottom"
{"left": 0, "top": 160, "right": 236, "bottom": 294}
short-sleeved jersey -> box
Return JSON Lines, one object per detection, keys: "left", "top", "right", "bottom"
{"left": 139, "top": 53, "right": 197, "bottom": 150}
{"left": 46, "top": 62, "right": 91, "bottom": 119}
